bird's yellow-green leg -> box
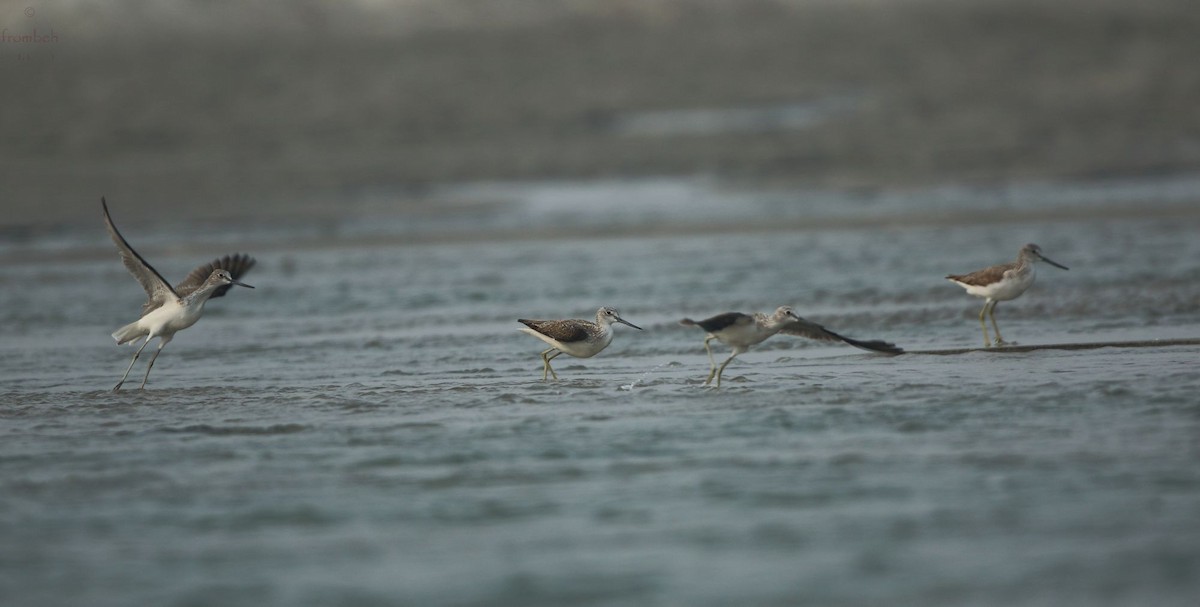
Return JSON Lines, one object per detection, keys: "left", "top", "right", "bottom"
{"left": 702, "top": 336, "right": 718, "bottom": 385}
{"left": 988, "top": 301, "right": 1007, "bottom": 346}
{"left": 714, "top": 353, "right": 738, "bottom": 388}
{"left": 540, "top": 348, "right": 561, "bottom": 381}
{"left": 978, "top": 301, "right": 993, "bottom": 347}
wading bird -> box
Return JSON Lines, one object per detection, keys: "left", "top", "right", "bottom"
{"left": 518, "top": 307, "right": 643, "bottom": 380}
{"left": 680, "top": 306, "right": 902, "bottom": 387}
{"left": 103, "top": 198, "right": 255, "bottom": 391}
{"left": 946, "top": 243, "right": 1068, "bottom": 347}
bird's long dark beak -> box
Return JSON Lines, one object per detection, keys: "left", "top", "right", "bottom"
{"left": 231, "top": 279, "right": 255, "bottom": 288}
{"left": 616, "top": 317, "right": 643, "bottom": 330}
{"left": 1038, "top": 253, "right": 1069, "bottom": 270}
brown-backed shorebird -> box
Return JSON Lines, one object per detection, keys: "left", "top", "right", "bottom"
{"left": 946, "top": 243, "right": 1068, "bottom": 347}
{"left": 518, "top": 307, "right": 643, "bottom": 380}
{"left": 103, "top": 198, "right": 255, "bottom": 391}
{"left": 680, "top": 306, "right": 902, "bottom": 387}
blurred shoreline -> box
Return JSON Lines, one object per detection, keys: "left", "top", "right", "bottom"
{"left": 4, "top": 173, "right": 1198, "bottom": 265}
{"left": 5, "top": 0, "right": 1200, "bottom": 227}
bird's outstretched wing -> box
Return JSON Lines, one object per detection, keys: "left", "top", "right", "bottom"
{"left": 777, "top": 317, "right": 904, "bottom": 355}
{"left": 176, "top": 253, "right": 256, "bottom": 299}
{"left": 775, "top": 317, "right": 844, "bottom": 343}
{"left": 519, "top": 319, "right": 590, "bottom": 343}
{"left": 102, "top": 197, "right": 178, "bottom": 315}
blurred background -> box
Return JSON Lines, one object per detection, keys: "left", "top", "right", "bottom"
{"left": 4, "top": 0, "right": 1199, "bottom": 231}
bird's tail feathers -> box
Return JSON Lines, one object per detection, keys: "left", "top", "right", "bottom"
{"left": 679, "top": 318, "right": 697, "bottom": 326}
{"left": 112, "top": 322, "right": 144, "bottom": 345}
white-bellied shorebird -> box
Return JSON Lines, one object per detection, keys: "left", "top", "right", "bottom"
{"left": 518, "top": 307, "right": 643, "bottom": 380}
{"left": 680, "top": 306, "right": 902, "bottom": 387}
{"left": 103, "top": 198, "right": 255, "bottom": 391}
{"left": 946, "top": 243, "right": 1068, "bottom": 347}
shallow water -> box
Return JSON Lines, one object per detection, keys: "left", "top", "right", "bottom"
{"left": 2, "top": 178, "right": 1200, "bottom": 606}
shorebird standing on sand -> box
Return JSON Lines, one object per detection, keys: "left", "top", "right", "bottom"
{"left": 946, "top": 243, "right": 1068, "bottom": 347}
{"left": 518, "top": 307, "right": 643, "bottom": 380}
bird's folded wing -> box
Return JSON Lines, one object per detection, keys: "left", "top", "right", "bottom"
{"left": 520, "top": 319, "right": 590, "bottom": 343}
{"left": 694, "top": 312, "right": 752, "bottom": 333}
{"left": 946, "top": 262, "right": 1013, "bottom": 286}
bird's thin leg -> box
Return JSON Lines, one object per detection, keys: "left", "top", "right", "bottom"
{"left": 138, "top": 340, "right": 168, "bottom": 390}
{"left": 546, "top": 351, "right": 563, "bottom": 381}
{"left": 713, "top": 352, "right": 740, "bottom": 388}
{"left": 540, "top": 348, "right": 561, "bottom": 381}
{"left": 539, "top": 348, "right": 552, "bottom": 381}
{"left": 978, "top": 300, "right": 993, "bottom": 347}
{"left": 988, "top": 301, "right": 1006, "bottom": 346}
{"left": 114, "top": 336, "right": 152, "bottom": 392}
{"left": 702, "top": 336, "right": 718, "bottom": 384}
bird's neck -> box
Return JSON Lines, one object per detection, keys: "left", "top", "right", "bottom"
{"left": 599, "top": 325, "right": 616, "bottom": 348}
{"left": 757, "top": 315, "right": 786, "bottom": 334}
{"left": 181, "top": 282, "right": 221, "bottom": 308}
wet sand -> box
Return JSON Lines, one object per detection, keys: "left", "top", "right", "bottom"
{"left": 910, "top": 338, "right": 1200, "bottom": 355}
{"left": 3, "top": 209, "right": 1200, "bottom": 606}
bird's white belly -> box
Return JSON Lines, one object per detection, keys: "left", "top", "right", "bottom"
{"left": 714, "top": 323, "right": 771, "bottom": 348}
{"left": 965, "top": 270, "right": 1036, "bottom": 301}
{"left": 140, "top": 300, "right": 204, "bottom": 336}
{"left": 520, "top": 328, "right": 612, "bottom": 358}
{"left": 561, "top": 331, "right": 612, "bottom": 358}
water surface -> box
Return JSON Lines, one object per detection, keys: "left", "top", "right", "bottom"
{"left": 2, "top": 179, "right": 1199, "bottom": 606}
